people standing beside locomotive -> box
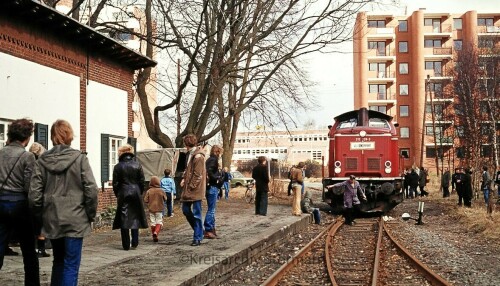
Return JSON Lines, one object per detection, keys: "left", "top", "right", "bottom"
{"left": 252, "top": 156, "right": 270, "bottom": 216}
{"left": 0, "top": 118, "right": 39, "bottom": 286}
{"left": 327, "top": 175, "right": 366, "bottom": 226}
{"left": 160, "top": 169, "right": 176, "bottom": 217}
{"left": 463, "top": 168, "right": 473, "bottom": 207}
{"left": 204, "top": 145, "right": 223, "bottom": 239}
{"left": 30, "top": 119, "right": 98, "bottom": 286}
{"left": 144, "top": 176, "right": 167, "bottom": 243}
{"left": 301, "top": 191, "right": 321, "bottom": 224}
{"left": 29, "top": 142, "right": 50, "bottom": 258}
{"left": 452, "top": 167, "right": 465, "bottom": 206}
{"left": 441, "top": 167, "right": 451, "bottom": 198}
{"left": 112, "top": 144, "right": 148, "bottom": 251}
{"left": 418, "top": 167, "right": 429, "bottom": 197}
{"left": 408, "top": 169, "right": 420, "bottom": 199}
{"left": 289, "top": 162, "right": 305, "bottom": 216}
{"left": 481, "top": 166, "right": 491, "bottom": 205}
{"left": 403, "top": 169, "right": 410, "bottom": 199}
{"left": 222, "top": 167, "right": 232, "bottom": 200}
{"left": 180, "top": 134, "right": 206, "bottom": 247}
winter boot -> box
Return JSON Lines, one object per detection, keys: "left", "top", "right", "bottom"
{"left": 151, "top": 226, "right": 156, "bottom": 241}
{"left": 153, "top": 224, "right": 161, "bottom": 242}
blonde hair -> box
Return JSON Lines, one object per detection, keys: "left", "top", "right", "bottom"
{"left": 210, "top": 145, "right": 223, "bottom": 156}
{"left": 118, "top": 144, "right": 134, "bottom": 157}
{"left": 29, "top": 142, "right": 45, "bottom": 157}
{"left": 51, "top": 120, "right": 74, "bottom": 145}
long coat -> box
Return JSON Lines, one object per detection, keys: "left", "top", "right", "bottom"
{"left": 112, "top": 153, "right": 148, "bottom": 230}
{"left": 252, "top": 163, "right": 270, "bottom": 192}
{"left": 333, "top": 180, "right": 366, "bottom": 208}
{"left": 29, "top": 144, "right": 98, "bottom": 239}
{"left": 181, "top": 147, "right": 206, "bottom": 202}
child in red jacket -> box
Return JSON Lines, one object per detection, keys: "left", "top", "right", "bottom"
{"left": 144, "top": 176, "right": 167, "bottom": 242}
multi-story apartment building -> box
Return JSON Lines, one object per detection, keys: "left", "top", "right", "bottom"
{"left": 353, "top": 9, "right": 499, "bottom": 171}
{"left": 232, "top": 129, "right": 329, "bottom": 166}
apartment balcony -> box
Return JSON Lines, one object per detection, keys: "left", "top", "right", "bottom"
{"left": 478, "top": 26, "right": 500, "bottom": 36}
{"left": 425, "top": 136, "right": 454, "bottom": 146}
{"left": 367, "top": 92, "right": 396, "bottom": 106}
{"left": 427, "top": 72, "right": 453, "bottom": 81}
{"left": 367, "top": 71, "right": 396, "bottom": 83}
{"left": 423, "top": 25, "right": 452, "bottom": 38}
{"left": 425, "top": 120, "right": 453, "bottom": 125}
{"left": 366, "top": 28, "right": 395, "bottom": 40}
{"left": 427, "top": 92, "right": 454, "bottom": 103}
{"left": 424, "top": 47, "right": 453, "bottom": 60}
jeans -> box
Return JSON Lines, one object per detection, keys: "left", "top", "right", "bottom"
{"left": 483, "top": 188, "right": 489, "bottom": 204}
{"left": 409, "top": 186, "right": 417, "bottom": 198}
{"left": 255, "top": 191, "right": 268, "bottom": 216}
{"left": 164, "top": 192, "right": 173, "bottom": 217}
{"left": 204, "top": 186, "right": 218, "bottom": 232}
{"left": 0, "top": 200, "right": 39, "bottom": 286}
{"left": 312, "top": 208, "right": 321, "bottom": 224}
{"left": 120, "top": 229, "right": 139, "bottom": 250}
{"left": 50, "top": 237, "right": 83, "bottom": 286}
{"left": 182, "top": 200, "right": 203, "bottom": 241}
{"left": 223, "top": 182, "right": 230, "bottom": 199}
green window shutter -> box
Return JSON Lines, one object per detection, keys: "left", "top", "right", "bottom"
{"left": 34, "top": 123, "right": 48, "bottom": 149}
{"left": 101, "top": 134, "right": 110, "bottom": 182}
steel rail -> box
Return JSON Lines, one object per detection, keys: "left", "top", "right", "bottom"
{"left": 324, "top": 220, "right": 344, "bottom": 286}
{"left": 260, "top": 220, "right": 339, "bottom": 286}
{"left": 371, "top": 218, "right": 383, "bottom": 286}
{"left": 383, "top": 223, "right": 453, "bottom": 286}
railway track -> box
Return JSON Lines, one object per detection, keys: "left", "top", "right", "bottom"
{"left": 262, "top": 218, "right": 453, "bottom": 286}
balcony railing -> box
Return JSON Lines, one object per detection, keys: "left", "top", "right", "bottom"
{"left": 433, "top": 47, "right": 452, "bottom": 55}
{"left": 376, "top": 71, "right": 396, "bottom": 78}
{"left": 376, "top": 92, "right": 395, "bottom": 100}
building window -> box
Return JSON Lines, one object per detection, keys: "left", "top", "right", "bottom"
{"left": 399, "top": 63, "right": 409, "bottom": 74}
{"left": 400, "top": 148, "right": 410, "bottom": 158}
{"left": 430, "top": 82, "right": 443, "bottom": 98}
{"left": 368, "top": 20, "right": 386, "bottom": 28}
{"left": 0, "top": 121, "right": 8, "bottom": 149}
{"left": 101, "top": 134, "right": 125, "bottom": 182}
{"left": 369, "top": 105, "right": 387, "bottom": 114}
{"left": 481, "top": 145, "right": 492, "bottom": 157}
{"left": 398, "top": 20, "right": 408, "bottom": 32}
{"left": 425, "top": 61, "right": 442, "bottom": 76}
{"left": 398, "top": 41, "right": 408, "bottom": 53}
{"left": 312, "top": 151, "right": 322, "bottom": 161}
{"left": 400, "top": 127, "right": 410, "bottom": 138}
{"left": 424, "top": 18, "right": 441, "bottom": 32}
{"left": 453, "top": 18, "right": 463, "bottom": 30}
{"left": 454, "top": 40, "right": 463, "bottom": 51}
{"left": 455, "top": 126, "right": 465, "bottom": 137}
{"left": 400, "top": 105, "right": 409, "bottom": 117}
{"left": 424, "top": 39, "right": 442, "bottom": 48}
{"left": 426, "top": 147, "right": 437, "bottom": 158}
{"left": 479, "top": 39, "right": 495, "bottom": 48}
{"left": 368, "top": 41, "right": 386, "bottom": 56}
{"left": 369, "top": 84, "right": 387, "bottom": 99}
{"left": 399, "top": 84, "right": 409, "bottom": 95}
{"left": 477, "top": 18, "right": 494, "bottom": 26}
{"left": 456, "top": 147, "right": 465, "bottom": 158}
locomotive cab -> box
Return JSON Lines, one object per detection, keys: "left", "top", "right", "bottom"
{"left": 323, "top": 108, "right": 404, "bottom": 214}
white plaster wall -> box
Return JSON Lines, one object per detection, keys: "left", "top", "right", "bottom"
{"left": 86, "top": 81, "right": 128, "bottom": 182}
{"left": 0, "top": 52, "right": 80, "bottom": 149}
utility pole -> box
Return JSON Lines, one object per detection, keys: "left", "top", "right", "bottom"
{"left": 419, "top": 76, "right": 429, "bottom": 168}
{"left": 429, "top": 75, "right": 440, "bottom": 176}
{"left": 176, "top": 58, "right": 181, "bottom": 137}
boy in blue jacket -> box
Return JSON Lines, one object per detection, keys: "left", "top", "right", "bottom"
{"left": 160, "top": 169, "right": 176, "bottom": 217}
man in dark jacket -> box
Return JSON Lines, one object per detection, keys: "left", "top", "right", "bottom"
{"left": 0, "top": 118, "right": 39, "bottom": 286}
{"left": 204, "top": 145, "right": 223, "bottom": 239}
{"left": 463, "top": 168, "right": 473, "bottom": 207}
{"left": 441, "top": 167, "right": 451, "bottom": 198}
{"left": 452, "top": 167, "right": 465, "bottom": 206}
{"left": 418, "top": 167, "right": 429, "bottom": 197}
{"left": 481, "top": 166, "right": 491, "bottom": 204}
{"left": 252, "top": 156, "right": 270, "bottom": 216}
{"left": 408, "top": 169, "right": 420, "bottom": 199}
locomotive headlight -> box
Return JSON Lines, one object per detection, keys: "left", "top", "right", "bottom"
{"left": 384, "top": 161, "right": 392, "bottom": 168}
{"left": 385, "top": 167, "right": 392, "bottom": 174}
{"left": 334, "top": 167, "right": 341, "bottom": 174}
{"left": 359, "top": 130, "right": 366, "bottom": 137}
{"left": 334, "top": 161, "right": 341, "bottom": 168}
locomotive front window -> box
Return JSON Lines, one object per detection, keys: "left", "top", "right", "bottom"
{"left": 368, "top": 118, "right": 390, "bottom": 129}
{"left": 337, "top": 118, "right": 357, "bottom": 129}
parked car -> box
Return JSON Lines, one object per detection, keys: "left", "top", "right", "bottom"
{"left": 230, "top": 171, "right": 254, "bottom": 188}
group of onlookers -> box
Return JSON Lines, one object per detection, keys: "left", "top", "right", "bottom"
{"left": 402, "top": 167, "right": 429, "bottom": 199}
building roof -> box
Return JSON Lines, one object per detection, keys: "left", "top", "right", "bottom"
{"left": 1, "top": 0, "right": 156, "bottom": 70}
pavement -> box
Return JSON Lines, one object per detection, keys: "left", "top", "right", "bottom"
{"left": 0, "top": 197, "right": 312, "bottom": 286}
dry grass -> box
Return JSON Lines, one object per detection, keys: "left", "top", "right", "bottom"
{"left": 424, "top": 181, "right": 500, "bottom": 243}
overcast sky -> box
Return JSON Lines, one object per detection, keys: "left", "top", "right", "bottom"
{"left": 307, "top": 0, "right": 498, "bottom": 129}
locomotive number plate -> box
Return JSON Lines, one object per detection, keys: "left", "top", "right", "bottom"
{"left": 350, "top": 142, "right": 375, "bottom": 150}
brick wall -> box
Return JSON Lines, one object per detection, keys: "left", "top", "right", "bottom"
{"left": 0, "top": 17, "right": 136, "bottom": 212}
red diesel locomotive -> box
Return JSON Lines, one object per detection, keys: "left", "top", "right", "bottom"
{"left": 322, "top": 108, "right": 404, "bottom": 214}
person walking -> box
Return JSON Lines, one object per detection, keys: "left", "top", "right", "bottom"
{"left": 408, "top": 169, "right": 419, "bottom": 199}
{"left": 222, "top": 167, "right": 232, "bottom": 200}
{"left": 441, "top": 167, "right": 451, "bottom": 198}
{"left": 252, "top": 156, "right": 270, "bottom": 216}
{"left": 481, "top": 166, "right": 491, "bottom": 204}
{"left": 144, "top": 176, "right": 167, "bottom": 243}
{"left": 160, "top": 169, "right": 176, "bottom": 217}
{"left": 301, "top": 191, "right": 321, "bottom": 224}
{"left": 180, "top": 134, "right": 206, "bottom": 247}
{"left": 418, "top": 167, "right": 429, "bottom": 197}
{"left": 204, "top": 145, "right": 223, "bottom": 239}
{"left": 0, "top": 118, "right": 39, "bottom": 286}
{"left": 327, "top": 175, "right": 366, "bottom": 226}
{"left": 452, "top": 167, "right": 465, "bottom": 206}
{"left": 28, "top": 142, "right": 50, "bottom": 258}
{"left": 289, "top": 162, "right": 305, "bottom": 216}
{"left": 112, "top": 144, "right": 148, "bottom": 251}
{"left": 30, "top": 119, "right": 98, "bottom": 286}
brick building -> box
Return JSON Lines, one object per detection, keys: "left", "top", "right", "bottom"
{"left": 0, "top": 0, "right": 156, "bottom": 211}
{"left": 353, "top": 9, "right": 500, "bottom": 171}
